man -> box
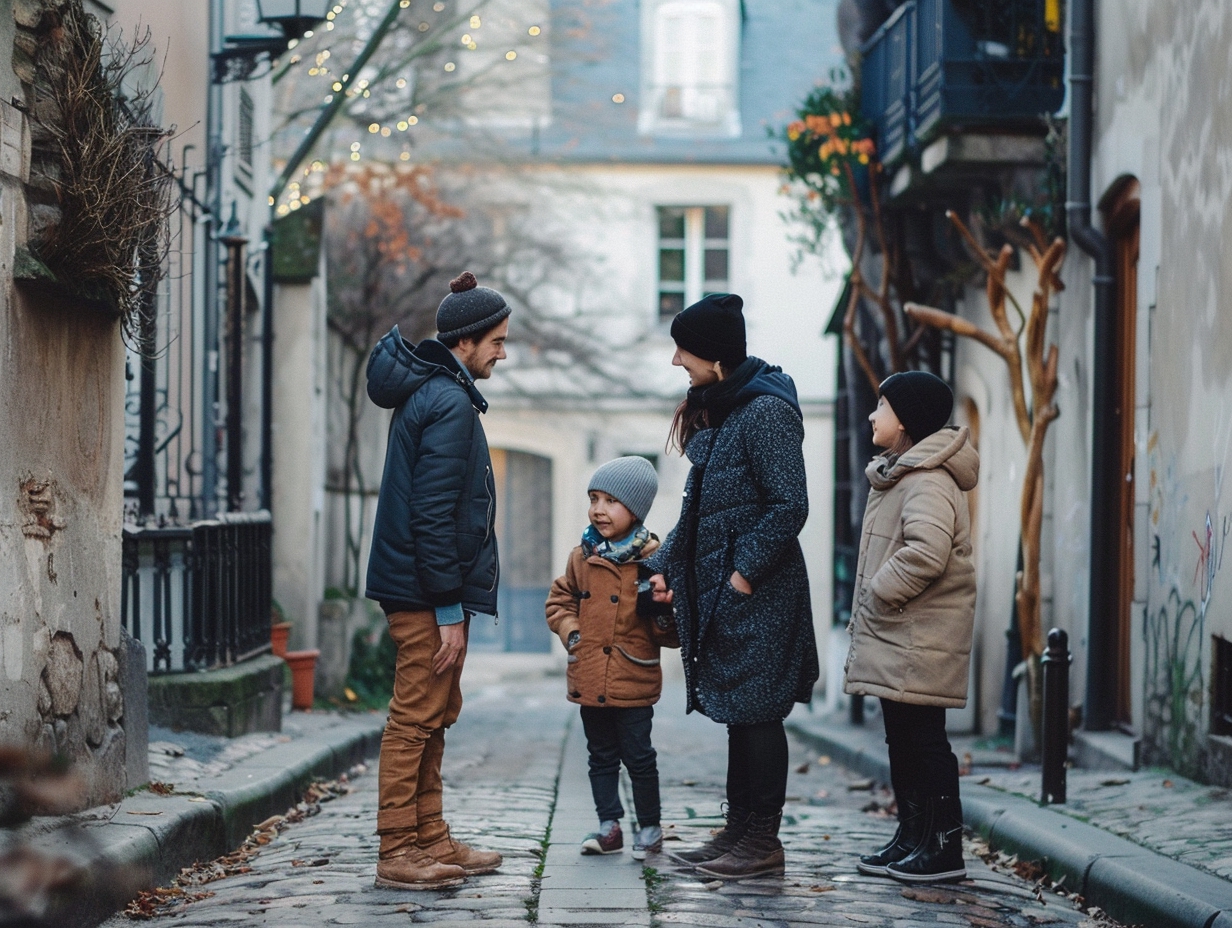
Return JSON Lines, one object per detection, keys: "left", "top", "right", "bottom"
{"left": 364, "top": 271, "right": 509, "bottom": 890}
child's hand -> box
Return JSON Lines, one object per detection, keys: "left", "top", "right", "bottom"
{"left": 729, "top": 571, "right": 752, "bottom": 595}
{"left": 648, "top": 573, "right": 674, "bottom": 604}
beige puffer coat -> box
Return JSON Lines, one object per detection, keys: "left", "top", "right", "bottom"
{"left": 844, "top": 426, "right": 979, "bottom": 708}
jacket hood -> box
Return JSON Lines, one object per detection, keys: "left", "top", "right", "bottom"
{"left": 366, "top": 326, "right": 488, "bottom": 412}
{"left": 733, "top": 358, "right": 802, "bottom": 417}
{"left": 867, "top": 425, "right": 979, "bottom": 492}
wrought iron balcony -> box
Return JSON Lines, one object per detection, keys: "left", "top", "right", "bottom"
{"left": 121, "top": 512, "right": 273, "bottom": 674}
{"left": 860, "top": 0, "right": 1064, "bottom": 167}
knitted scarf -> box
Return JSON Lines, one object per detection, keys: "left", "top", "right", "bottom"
{"left": 683, "top": 355, "right": 762, "bottom": 431}
{"left": 581, "top": 524, "right": 651, "bottom": 564}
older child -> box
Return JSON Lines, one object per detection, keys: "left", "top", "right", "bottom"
{"left": 844, "top": 370, "right": 979, "bottom": 883}
{"left": 546, "top": 456, "right": 678, "bottom": 860}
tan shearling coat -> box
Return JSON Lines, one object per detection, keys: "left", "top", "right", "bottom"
{"left": 545, "top": 538, "right": 679, "bottom": 707}
{"left": 844, "top": 426, "right": 979, "bottom": 707}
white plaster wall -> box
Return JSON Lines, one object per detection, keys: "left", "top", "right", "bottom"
{"left": 272, "top": 273, "right": 328, "bottom": 649}
{"left": 1043, "top": 0, "right": 1232, "bottom": 773}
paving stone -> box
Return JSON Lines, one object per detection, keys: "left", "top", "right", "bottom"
{"left": 102, "top": 675, "right": 1129, "bottom": 928}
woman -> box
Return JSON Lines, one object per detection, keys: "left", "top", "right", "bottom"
{"left": 845, "top": 370, "right": 978, "bottom": 883}
{"left": 647, "top": 292, "right": 818, "bottom": 879}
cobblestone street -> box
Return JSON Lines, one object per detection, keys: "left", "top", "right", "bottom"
{"left": 104, "top": 671, "right": 1123, "bottom": 927}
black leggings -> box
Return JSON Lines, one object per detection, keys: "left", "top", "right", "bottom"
{"left": 880, "top": 698, "right": 960, "bottom": 799}
{"left": 726, "top": 719, "right": 788, "bottom": 816}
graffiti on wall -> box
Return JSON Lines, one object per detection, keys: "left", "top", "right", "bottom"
{"left": 1143, "top": 428, "right": 1230, "bottom": 775}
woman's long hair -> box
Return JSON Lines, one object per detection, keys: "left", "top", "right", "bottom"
{"left": 667, "top": 361, "right": 736, "bottom": 454}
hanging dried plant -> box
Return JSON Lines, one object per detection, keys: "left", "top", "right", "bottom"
{"left": 26, "top": 0, "right": 175, "bottom": 334}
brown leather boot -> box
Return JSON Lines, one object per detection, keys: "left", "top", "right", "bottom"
{"left": 671, "top": 805, "right": 752, "bottom": 864}
{"left": 693, "top": 811, "right": 784, "bottom": 879}
{"left": 375, "top": 847, "right": 467, "bottom": 890}
{"left": 420, "top": 831, "right": 503, "bottom": 875}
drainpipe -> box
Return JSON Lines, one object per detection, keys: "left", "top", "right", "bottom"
{"left": 1067, "top": 0, "right": 1118, "bottom": 731}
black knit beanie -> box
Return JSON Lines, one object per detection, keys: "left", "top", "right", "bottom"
{"left": 670, "top": 293, "right": 747, "bottom": 365}
{"left": 878, "top": 371, "right": 954, "bottom": 443}
{"left": 436, "top": 271, "right": 511, "bottom": 343}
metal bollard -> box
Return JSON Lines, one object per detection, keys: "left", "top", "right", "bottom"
{"left": 1040, "top": 627, "right": 1071, "bottom": 804}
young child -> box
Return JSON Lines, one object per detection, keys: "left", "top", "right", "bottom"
{"left": 545, "top": 456, "right": 678, "bottom": 859}
{"left": 844, "top": 371, "right": 979, "bottom": 884}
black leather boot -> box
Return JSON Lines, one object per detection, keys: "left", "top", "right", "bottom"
{"left": 857, "top": 793, "right": 926, "bottom": 876}
{"left": 671, "top": 805, "right": 752, "bottom": 864}
{"left": 694, "top": 811, "right": 784, "bottom": 879}
{"left": 886, "top": 795, "right": 967, "bottom": 883}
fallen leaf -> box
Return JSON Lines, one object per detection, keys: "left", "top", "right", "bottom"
{"left": 846, "top": 779, "right": 874, "bottom": 791}
{"left": 818, "top": 755, "right": 831, "bottom": 765}
{"left": 1099, "top": 778, "right": 1129, "bottom": 786}
{"left": 148, "top": 781, "right": 175, "bottom": 796}
{"left": 808, "top": 884, "right": 836, "bottom": 892}
{"left": 704, "top": 880, "right": 723, "bottom": 891}
{"left": 795, "top": 762, "right": 810, "bottom": 774}
{"left": 125, "top": 810, "right": 164, "bottom": 816}
{"left": 1162, "top": 779, "right": 1174, "bottom": 788}
{"left": 344, "top": 687, "right": 359, "bottom": 701}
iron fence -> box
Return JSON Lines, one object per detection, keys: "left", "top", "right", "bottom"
{"left": 121, "top": 512, "right": 272, "bottom": 674}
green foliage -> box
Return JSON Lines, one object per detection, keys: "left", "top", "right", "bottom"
{"left": 776, "top": 79, "right": 878, "bottom": 261}
{"left": 343, "top": 624, "right": 397, "bottom": 709}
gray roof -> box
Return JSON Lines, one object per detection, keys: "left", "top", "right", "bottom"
{"left": 491, "top": 0, "right": 843, "bottom": 165}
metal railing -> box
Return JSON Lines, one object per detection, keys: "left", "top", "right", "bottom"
{"left": 860, "top": 0, "right": 1064, "bottom": 166}
{"left": 121, "top": 512, "right": 272, "bottom": 674}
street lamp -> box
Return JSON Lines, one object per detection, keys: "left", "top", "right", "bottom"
{"left": 256, "top": 0, "right": 331, "bottom": 39}
{"left": 212, "top": 0, "right": 329, "bottom": 83}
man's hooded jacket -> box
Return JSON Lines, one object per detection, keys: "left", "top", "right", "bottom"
{"left": 365, "top": 326, "right": 499, "bottom": 616}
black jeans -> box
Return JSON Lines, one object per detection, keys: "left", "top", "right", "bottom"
{"left": 726, "top": 719, "right": 788, "bottom": 816}
{"left": 580, "top": 705, "right": 660, "bottom": 827}
{"left": 880, "top": 698, "right": 961, "bottom": 799}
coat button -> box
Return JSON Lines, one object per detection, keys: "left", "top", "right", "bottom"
{"left": 603, "top": 646, "right": 611, "bottom": 654}
{"left": 570, "top": 691, "right": 581, "bottom": 698}
{"left": 597, "top": 695, "right": 606, "bottom": 703}
{"left": 610, "top": 594, "right": 619, "bottom": 603}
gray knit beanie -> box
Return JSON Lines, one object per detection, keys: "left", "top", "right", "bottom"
{"left": 436, "top": 271, "right": 511, "bottom": 343}
{"left": 588, "top": 456, "right": 659, "bottom": 523}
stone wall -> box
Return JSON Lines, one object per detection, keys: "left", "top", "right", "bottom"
{"left": 0, "top": 0, "right": 142, "bottom": 809}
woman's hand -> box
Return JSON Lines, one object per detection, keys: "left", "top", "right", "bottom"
{"left": 648, "top": 573, "right": 674, "bottom": 604}
{"left": 729, "top": 571, "right": 752, "bottom": 595}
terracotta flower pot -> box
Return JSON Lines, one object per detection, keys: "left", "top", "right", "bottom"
{"left": 270, "top": 621, "right": 292, "bottom": 658}
{"left": 284, "top": 649, "right": 320, "bottom": 710}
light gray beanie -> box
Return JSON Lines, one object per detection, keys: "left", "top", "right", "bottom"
{"left": 588, "top": 456, "right": 659, "bottom": 523}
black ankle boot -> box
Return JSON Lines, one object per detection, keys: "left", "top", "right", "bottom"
{"left": 857, "top": 794, "right": 926, "bottom": 876}
{"left": 672, "top": 805, "right": 752, "bottom": 864}
{"left": 886, "top": 795, "right": 966, "bottom": 883}
{"left": 694, "top": 811, "right": 784, "bottom": 879}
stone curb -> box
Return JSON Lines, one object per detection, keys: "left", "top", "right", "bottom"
{"left": 36, "top": 714, "right": 385, "bottom": 928}
{"left": 786, "top": 713, "right": 1232, "bottom": 928}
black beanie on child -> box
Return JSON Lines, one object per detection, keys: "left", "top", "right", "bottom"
{"left": 878, "top": 371, "right": 954, "bottom": 443}
{"left": 670, "top": 293, "right": 747, "bottom": 366}
{"left": 436, "top": 271, "right": 511, "bottom": 343}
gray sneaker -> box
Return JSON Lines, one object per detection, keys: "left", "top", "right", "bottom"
{"left": 581, "top": 820, "right": 623, "bottom": 855}
{"left": 631, "top": 824, "right": 662, "bottom": 860}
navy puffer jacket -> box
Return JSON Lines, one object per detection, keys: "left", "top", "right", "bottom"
{"left": 364, "top": 327, "right": 499, "bottom": 615}
{"left": 648, "top": 365, "right": 818, "bottom": 724}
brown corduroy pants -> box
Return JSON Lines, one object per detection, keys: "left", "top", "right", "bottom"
{"left": 376, "top": 610, "right": 466, "bottom": 858}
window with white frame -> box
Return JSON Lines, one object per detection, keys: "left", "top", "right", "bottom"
{"left": 640, "top": 0, "right": 741, "bottom": 136}
{"left": 657, "top": 205, "right": 729, "bottom": 319}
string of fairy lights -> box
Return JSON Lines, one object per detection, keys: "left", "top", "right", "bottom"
{"left": 272, "top": 0, "right": 544, "bottom": 216}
